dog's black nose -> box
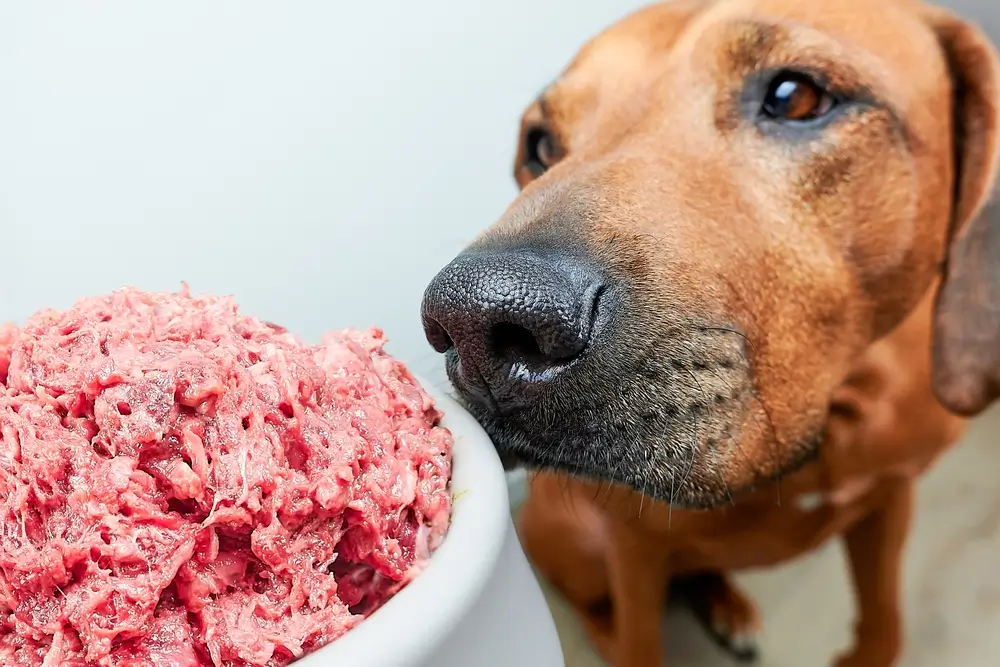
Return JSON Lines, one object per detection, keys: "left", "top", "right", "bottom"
{"left": 421, "top": 248, "right": 606, "bottom": 402}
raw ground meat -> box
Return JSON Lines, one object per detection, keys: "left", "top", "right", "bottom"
{"left": 0, "top": 287, "right": 453, "bottom": 666}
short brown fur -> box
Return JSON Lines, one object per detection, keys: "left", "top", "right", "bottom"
{"left": 503, "top": 0, "right": 1000, "bottom": 665}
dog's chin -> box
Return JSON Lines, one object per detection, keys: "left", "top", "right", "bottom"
{"left": 454, "top": 393, "right": 736, "bottom": 510}
{"left": 454, "top": 385, "right": 827, "bottom": 510}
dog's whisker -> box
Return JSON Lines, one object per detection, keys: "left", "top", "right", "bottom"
{"left": 722, "top": 476, "right": 735, "bottom": 507}
{"left": 672, "top": 437, "right": 700, "bottom": 509}
{"left": 742, "top": 395, "right": 773, "bottom": 480}
{"left": 667, "top": 477, "right": 675, "bottom": 530}
{"left": 749, "top": 393, "right": 785, "bottom": 507}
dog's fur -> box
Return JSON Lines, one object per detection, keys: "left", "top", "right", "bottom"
{"left": 425, "top": 0, "right": 1000, "bottom": 665}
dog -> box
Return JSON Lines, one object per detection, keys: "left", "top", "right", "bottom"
{"left": 420, "top": 0, "right": 1000, "bottom": 665}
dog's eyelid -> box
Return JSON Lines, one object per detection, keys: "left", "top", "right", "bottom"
{"left": 759, "top": 56, "right": 888, "bottom": 105}
{"left": 522, "top": 96, "right": 563, "bottom": 143}
{"left": 741, "top": 65, "right": 890, "bottom": 132}
{"left": 761, "top": 66, "right": 853, "bottom": 100}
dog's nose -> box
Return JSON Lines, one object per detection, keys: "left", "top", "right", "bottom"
{"left": 421, "top": 248, "right": 605, "bottom": 399}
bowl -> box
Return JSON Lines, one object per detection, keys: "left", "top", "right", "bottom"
{"left": 297, "top": 379, "right": 564, "bottom": 667}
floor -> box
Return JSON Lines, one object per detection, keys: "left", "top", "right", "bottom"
{"left": 529, "top": 406, "right": 1000, "bottom": 667}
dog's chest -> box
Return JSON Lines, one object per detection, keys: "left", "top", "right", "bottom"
{"left": 669, "top": 471, "right": 879, "bottom": 573}
{"left": 671, "top": 508, "right": 863, "bottom": 573}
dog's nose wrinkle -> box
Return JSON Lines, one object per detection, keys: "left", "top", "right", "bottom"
{"left": 421, "top": 249, "right": 605, "bottom": 396}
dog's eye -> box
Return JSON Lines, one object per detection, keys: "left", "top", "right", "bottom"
{"left": 525, "top": 128, "right": 557, "bottom": 174}
{"left": 761, "top": 72, "right": 836, "bottom": 122}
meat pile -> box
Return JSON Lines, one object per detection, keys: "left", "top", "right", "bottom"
{"left": 0, "top": 288, "right": 453, "bottom": 666}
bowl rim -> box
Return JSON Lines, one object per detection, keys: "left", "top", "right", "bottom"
{"left": 297, "top": 375, "right": 510, "bottom": 666}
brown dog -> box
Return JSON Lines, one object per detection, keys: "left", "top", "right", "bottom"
{"left": 420, "top": 0, "right": 1000, "bottom": 665}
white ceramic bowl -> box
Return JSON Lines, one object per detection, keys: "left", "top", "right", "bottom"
{"left": 297, "top": 380, "right": 564, "bottom": 667}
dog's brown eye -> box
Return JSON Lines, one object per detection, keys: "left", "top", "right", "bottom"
{"left": 762, "top": 72, "right": 835, "bottom": 122}
{"left": 525, "top": 128, "right": 557, "bottom": 174}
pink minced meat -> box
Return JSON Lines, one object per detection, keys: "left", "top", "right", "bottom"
{"left": 0, "top": 288, "right": 453, "bottom": 666}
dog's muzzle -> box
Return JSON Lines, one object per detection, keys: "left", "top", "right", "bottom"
{"left": 420, "top": 246, "right": 609, "bottom": 413}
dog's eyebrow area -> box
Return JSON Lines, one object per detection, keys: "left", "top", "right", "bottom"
{"left": 534, "top": 85, "right": 578, "bottom": 128}
{"left": 715, "top": 19, "right": 884, "bottom": 101}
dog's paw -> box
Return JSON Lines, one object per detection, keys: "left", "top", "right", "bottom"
{"left": 672, "top": 572, "right": 762, "bottom": 662}
{"left": 708, "top": 619, "right": 759, "bottom": 662}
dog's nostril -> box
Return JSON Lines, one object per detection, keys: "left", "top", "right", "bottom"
{"left": 422, "top": 249, "right": 612, "bottom": 398}
{"left": 423, "top": 318, "right": 454, "bottom": 353}
{"left": 489, "top": 322, "right": 543, "bottom": 363}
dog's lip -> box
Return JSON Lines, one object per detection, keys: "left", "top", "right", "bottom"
{"left": 497, "top": 444, "right": 614, "bottom": 482}
{"left": 471, "top": 413, "right": 610, "bottom": 472}
{"left": 498, "top": 452, "right": 522, "bottom": 471}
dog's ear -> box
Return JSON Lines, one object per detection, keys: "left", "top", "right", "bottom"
{"left": 928, "top": 9, "right": 1000, "bottom": 416}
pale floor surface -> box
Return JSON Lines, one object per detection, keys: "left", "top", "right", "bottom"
{"left": 534, "top": 406, "right": 1000, "bottom": 667}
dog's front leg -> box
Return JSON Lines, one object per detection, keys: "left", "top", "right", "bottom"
{"left": 834, "top": 478, "right": 914, "bottom": 667}
{"left": 607, "top": 519, "right": 669, "bottom": 667}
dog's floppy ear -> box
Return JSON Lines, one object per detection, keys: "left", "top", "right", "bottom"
{"left": 929, "top": 9, "right": 1000, "bottom": 416}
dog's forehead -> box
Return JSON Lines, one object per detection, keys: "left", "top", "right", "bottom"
{"left": 548, "top": 0, "right": 946, "bottom": 122}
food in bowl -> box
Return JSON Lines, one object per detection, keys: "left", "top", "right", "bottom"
{"left": 0, "top": 288, "right": 453, "bottom": 666}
